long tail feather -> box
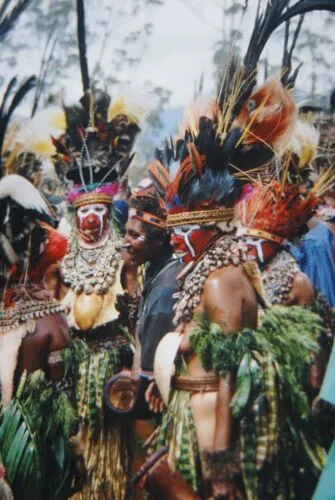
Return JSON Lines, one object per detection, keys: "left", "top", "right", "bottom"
{"left": 277, "top": 0, "right": 335, "bottom": 27}
{"left": 76, "top": 0, "right": 90, "bottom": 92}
{"left": 222, "top": 0, "right": 335, "bottom": 121}
{"left": 0, "top": 0, "right": 32, "bottom": 43}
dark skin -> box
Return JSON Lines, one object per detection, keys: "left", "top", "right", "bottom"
{"left": 14, "top": 312, "right": 70, "bottom": 390}
{"left": 123, "top": 217, "right": 165, "bottom": 266}
{"left": 170, "top": 261, "right": 257, "bottom": 499}
{"left": 203, "top": 265, "right": 257, "bottom": 500}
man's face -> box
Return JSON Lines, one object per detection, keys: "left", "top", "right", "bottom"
{"left": 123, "top": 217, "right": 160, "bottom": 265}
{"left": 75, "top": 203, "right": 109, "bottom": 244}
{"left": 171, "top": 225, "right": 216, "bottom": 264}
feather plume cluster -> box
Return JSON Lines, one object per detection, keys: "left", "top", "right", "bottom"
{"left": 52, "top": 89, "right": 146, "bottom": 186}
{"left": 241, "top": 180, "right": 319, "bottom": 238}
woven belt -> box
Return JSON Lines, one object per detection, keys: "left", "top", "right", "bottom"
{"left": 172, "top": 375, "right": 219, "bottom": 392}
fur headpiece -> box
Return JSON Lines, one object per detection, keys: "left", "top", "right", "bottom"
{"left": 241, "top": 180, "right": 319, "bottom": 240}
{"left": 129, "top": 182, "right": 167, "bottom": 230}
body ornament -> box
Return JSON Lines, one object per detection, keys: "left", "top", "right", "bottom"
{"left": 173, "top": 235, "right": 247, "bottom": 327}
{"left": 61, "top": 235, "right": 121, "bottom": 295}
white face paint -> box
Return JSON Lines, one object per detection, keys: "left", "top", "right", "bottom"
{"left": 172, "top": 224, "right": 201, "bottom": 259}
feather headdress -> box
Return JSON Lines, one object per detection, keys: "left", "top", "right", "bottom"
{"left": 52, "top": 0, "right": 145, "bottom": 207}
{"left": 148, "top": 0, "right": 335, "bottom": 229}
{"left": 0, "top": 79, "right": 65, "bottom": 280}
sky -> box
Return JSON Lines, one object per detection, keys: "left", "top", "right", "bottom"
{"left": 86, "top": 0, "right": 334, "bottom": 106}
{"left": 1, "top": 0, "right": 334, "bottom": 121}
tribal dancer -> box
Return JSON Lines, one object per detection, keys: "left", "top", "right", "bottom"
{"left": 0, "top": 78, "right": 75, "bottom": 499}
{"left": 238, "top": 118, "right": 321, "bottom": 306}
{"left": 50, "top": 89, "right": 142, "bottom": 499}
{"left": 140, "top": 2, "right": 335, "bottom": 498}
{"left": 47, "top": 0, "right": 144, "bottom": 494}
{"left": 148, "top": 112, "right": 325, "bottom": 500}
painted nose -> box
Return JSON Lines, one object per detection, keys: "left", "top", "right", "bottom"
{"left": 86, "top": 214, "right": 96, "bottom": 225}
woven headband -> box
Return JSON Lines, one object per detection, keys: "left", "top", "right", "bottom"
{"left": 242, "top": 228, "right": 283, "bottom": 245}
{"left": 72, "top": 193, "right": 114, "bottom": 209}
{"left": 166, "top": 207, "right": 235, "bottom": 227}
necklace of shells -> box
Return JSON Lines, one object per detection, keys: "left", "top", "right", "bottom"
{"left": 262, "top": 249, "right": 298, "bottom": 306}
{"left": 173, "top": 234, "right": 247, "bottom": 327}
{"left": 61, "top": 234, "right": 121, "bottom": 295}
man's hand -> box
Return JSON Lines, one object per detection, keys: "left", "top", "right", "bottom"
{"left": 145, "top": 380, "right": 164, "bottom": 413}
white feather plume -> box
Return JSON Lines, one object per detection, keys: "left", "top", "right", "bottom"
{"left": 0, "top": 175, "right": 52, "bottom": 215}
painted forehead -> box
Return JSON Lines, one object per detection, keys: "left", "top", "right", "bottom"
{"left": 172, "top": 224, "right": 203, "bottom": 233}
{"left": 77, "top": 203, "right": 108, "bottom": 213}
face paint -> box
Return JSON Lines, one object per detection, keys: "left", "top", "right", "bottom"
{"left": 171, "top": 225, "right": 216, "bottom": 264}
{"left": 75, "top": 203, "right": 109, "bottom": 244}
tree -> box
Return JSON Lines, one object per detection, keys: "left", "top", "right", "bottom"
{"left": 0, "top": 0, "right": 166, "bottom": 111}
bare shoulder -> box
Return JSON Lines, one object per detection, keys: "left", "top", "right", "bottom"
{"left": 290, "top": 271, "right": 314, "bottom": 305}
{"left": 205, "top": 264, "right": 252, "bottom": 293}
{"left": 44, "top": 263, "right": 69, "bottom": 300}
{"left": 204, "top": 264, "right": 257, "bottom": 332}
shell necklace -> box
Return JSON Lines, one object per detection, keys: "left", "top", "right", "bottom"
{"left": 62, "top": 234, "right": 121, "bottom": 295}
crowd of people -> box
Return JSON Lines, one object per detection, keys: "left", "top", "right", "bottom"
{"left": 0, "top": 0, "right": 335, "bottom": 499}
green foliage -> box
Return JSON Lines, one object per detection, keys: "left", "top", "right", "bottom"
{"left": 191, "top": 306, "right": 326, "bottom": 498}
{"left": 191, "top": 306, "right": 322, "bottom": 418}
{"left": 0, "top": 370, "right": 76, "bottom": 499}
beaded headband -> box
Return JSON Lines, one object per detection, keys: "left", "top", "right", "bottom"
{"left": 72, "top": 193, "right": 114, "bottom": 209}
{"left": 166, "top": 207, "right": 235, "bottom": 227}
{"left": 129, "top": 208, "right": 166, "bottom": 230}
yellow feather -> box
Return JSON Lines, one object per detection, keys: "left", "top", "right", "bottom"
{"left": 48, "top": 110, "right": 66, "bottom": 130}
{"left": 107, "top": 95, "right": 146, "bottom": 124}
{"left": 27, "top": 139, "right": 56, "bottom": 157}
{"left": 289, "top": 119, "right": 319, "bottom": 168}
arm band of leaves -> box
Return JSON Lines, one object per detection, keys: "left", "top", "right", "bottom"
{"left": 203, "top": 448, "right": 240, "bottom": 482}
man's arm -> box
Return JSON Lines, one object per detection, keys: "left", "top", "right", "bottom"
{"left": 203, "top": 265, "right": 257, "bottom": 496}
{"left": 44, "top": 263, "right": 69, "bottom": 301}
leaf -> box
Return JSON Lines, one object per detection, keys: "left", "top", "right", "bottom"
{"left": 5, "top": 423, "right": 30, "bottom": 483}
{"left": 2, "top": 405, "right": 22, "bottom": 457}
{"left": 231, "top": 352, "right": 252, "bottom": 417}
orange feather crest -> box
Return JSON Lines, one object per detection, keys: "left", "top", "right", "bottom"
{"left": 241, "top": 181, "right": 319, "bottom": 239}
{"left": 234, "top": 77, "right": 297, "bottom": 153}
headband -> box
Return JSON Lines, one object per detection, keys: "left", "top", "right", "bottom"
{"left": 129, "top": 208, "right": 166, "bottom": 230}
{"left": 166, "top": 207, "right": 235, "bottom": 227}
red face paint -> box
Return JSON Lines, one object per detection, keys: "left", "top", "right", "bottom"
{"left": 171, "top": 225, "right": 216, "bottom": 264}
{"left": 75, "top": 203, "right": 109, "bottom": 244}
